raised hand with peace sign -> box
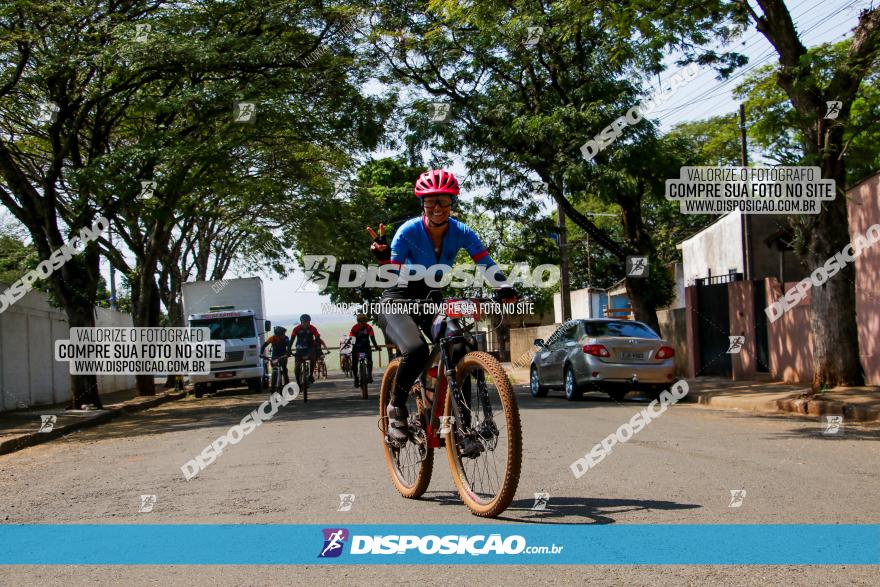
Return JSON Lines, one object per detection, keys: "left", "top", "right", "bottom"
{"left": 366, "top": 223, "right": 391, "bottom": 262}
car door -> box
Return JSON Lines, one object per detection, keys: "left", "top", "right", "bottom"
{"left": 535, "top": 325, "right": 562, "bottom": 385}
{"left": 555, "top": 322, "right": 581, "bottom": 381}
{"left": 546, "top": 322, "right": 577, "bottom": 386}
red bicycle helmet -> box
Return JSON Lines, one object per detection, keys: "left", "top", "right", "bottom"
{"left": 413, "top": 169, "right": 460, "bottom": 198}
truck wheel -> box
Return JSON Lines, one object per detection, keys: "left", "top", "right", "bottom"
{"left": 193, "top": 383, "right": 206, "bottom": 398}
{"left": 247, "top": 377, "right": 263, "bottom": 393}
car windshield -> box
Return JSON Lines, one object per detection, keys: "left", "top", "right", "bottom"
{"left": 582, "top": 321, "right": 659, "bottom": 339}
{"left": 190, "top": 316, "right": 255, "bottom": 339}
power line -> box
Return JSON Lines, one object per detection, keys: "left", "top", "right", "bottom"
{"left": 657, "top": 0, "right": 867, "bottom": 125}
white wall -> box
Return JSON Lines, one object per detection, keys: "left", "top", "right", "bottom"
{"left": 554, "top": 288, "right": 605, "bottom": 322}
{"left": 0, "top": 284, "right": 135, "bottom": 411}
{"left": 679, "top": 212, "right": 744, "bottom": 285}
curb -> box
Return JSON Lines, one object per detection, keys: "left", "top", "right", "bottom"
{"left": 0, "top": 390, "right": 187, "bottom": 457}
{"left": 682, "top": 391, "right": 880, "bottom": 423}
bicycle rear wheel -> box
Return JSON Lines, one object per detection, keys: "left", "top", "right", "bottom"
{"left": 379, "top": 358, "right": 433, "bottom": 499}
{"left": 360, "top": 359, "right": 369, "bottom": 399}
{"left": 445, "top": 351, "right": 522, "bottom": 518}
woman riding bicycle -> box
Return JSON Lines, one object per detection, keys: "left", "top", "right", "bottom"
{"left": 369, "top": 169, "right": 517, "bottom": 445}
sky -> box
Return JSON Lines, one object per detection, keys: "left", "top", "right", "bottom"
{"left": 2, "top": 0, "right": 869, "bottom": 322}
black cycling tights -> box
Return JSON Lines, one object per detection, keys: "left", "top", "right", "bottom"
{"left": 379, "top": 308, "right": 468, "bottom": 408}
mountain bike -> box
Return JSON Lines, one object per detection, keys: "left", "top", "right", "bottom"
{"left": 378, "top": 297, "right": 522, "bottom": 518}
{"left": 266, "top": 355, "right": 290, "bottom": 393}
{"left": 353, "top": 349, "right": 375, "bottom": 400}
{"left": 340, "top": 350, "right": 352, "bottom": 377}
{"left": 313, "top": 352, "right": 328, "bottom": 381}
{"left": 293, "top": 351, "right": 313, "bottom": 403}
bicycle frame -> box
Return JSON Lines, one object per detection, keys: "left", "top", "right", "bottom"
{"left": 383, "top": 296, "right": 498, "bottom": 450}
{"left": 420, "top": 324, "right": 478, "bottom": 449}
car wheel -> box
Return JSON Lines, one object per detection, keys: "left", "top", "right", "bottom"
{"left": 608, "top": 389, "right": 627, "bottom": 402}
{"left": 648, "top": 385, "right": 667, "bottom": 401}
{"left": 530, "top": 366, "right": 548, "bottom": 398}
{"left": 563, "top": 365, "right": 582, "bottom": 401}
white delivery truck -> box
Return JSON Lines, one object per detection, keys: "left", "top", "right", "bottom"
{"left": 182, "top": 277, "right": 270, "bottom": 397}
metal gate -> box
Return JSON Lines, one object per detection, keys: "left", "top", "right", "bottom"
{"left": 695, "top": 274, "right": 739, "bottom": 377}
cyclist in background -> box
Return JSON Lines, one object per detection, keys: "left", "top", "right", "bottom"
{"left": 290, "top": 314, "right": 326, "bottom": 384}
{"left": 339, "top": 333, "right": 353, "bottom": 376}
{"left": 261, "top": 325, "right": 291, "bottom": 388}
{"left": 349, "top": 314, "right": 381, "bottom": 387}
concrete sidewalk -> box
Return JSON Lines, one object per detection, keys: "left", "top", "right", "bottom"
{"left": 0, "top": 386, "right": 186, "bottom": 456}
{"left": 502, "top": 363, "right": 880, "bottom": 423}
{"left": 685, "top": 377, "right": 880, "bottom": 423}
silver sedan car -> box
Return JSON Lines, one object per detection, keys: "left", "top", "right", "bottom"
{"left": 529, "top": 319, "right": 676, "bottom": 401}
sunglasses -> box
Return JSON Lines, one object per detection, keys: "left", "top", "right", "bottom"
{"left": 422, "top": 198, "right": 453, "bottom": 208}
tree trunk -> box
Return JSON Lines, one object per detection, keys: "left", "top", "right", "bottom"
{"left": 624, "top": 279, "right": 661, "bottom": 334}
{"left": 53, "top": 252, "right": 104, "bottom": 410}
{"left": 131, "top": 269, "right": 163, "bottom": 396}
{"left": 806, "top": 158, "right": 863, "bottom": 389}
{"left": 620, "top": 194, "right": 661, "bottom": 333}
{"left": 64, "top": 300, "right": 103, "bottom": 410}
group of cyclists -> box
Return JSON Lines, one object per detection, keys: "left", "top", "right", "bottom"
{"left": 262, "top": 313, "right": 381, "bottom": 392}
{"left": 261, "top": 314, "right": 329, "bottom": 390}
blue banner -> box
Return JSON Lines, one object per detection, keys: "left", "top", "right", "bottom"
{"left": 1, "top": 524, "right": 877, "bottom": 565}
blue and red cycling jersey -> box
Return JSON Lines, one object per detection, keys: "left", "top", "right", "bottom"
{"left": 381, "top": 216, "right": 507, "bottom": 298}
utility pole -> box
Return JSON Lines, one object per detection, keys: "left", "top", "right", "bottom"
{"left": 740, "top": 103, "right": 752, "bottom": 281}
{"left": 558, "top": 201, "right": 572, "bottom": 321}
{"left": 108, "top": 225, "right": 117, "bottom": 310}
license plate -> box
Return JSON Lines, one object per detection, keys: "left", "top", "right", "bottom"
{"left": 216, "top": 372, "right": 236, "bottom": 379}
{"left": 621, "top": 352, "right": 645, "bottom": 360}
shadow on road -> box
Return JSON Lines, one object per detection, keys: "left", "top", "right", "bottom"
{"left": 416, "top": 491, "right": 700, "bottom": 524}
{"left": 512, "top": 386, "right": 669, "bottom": 409}
{"left": 58, "top": 373, "right": 384, "bottom": 443}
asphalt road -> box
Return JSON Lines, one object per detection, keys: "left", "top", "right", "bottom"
{"left": 1, "top": 369, "right": 878, "bottom": 585}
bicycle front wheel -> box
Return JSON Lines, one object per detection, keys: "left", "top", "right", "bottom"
{"left": 296, "top": 360, "right": 308, "bottom": 403}
{"left": 379, "top": 358, "right": 433, "bottom": 499}
{"left": 445, "top": 351, "right": 522, "bottom": 518}
{"left": 360, "top": 360, "right": 369, "bottom": 399}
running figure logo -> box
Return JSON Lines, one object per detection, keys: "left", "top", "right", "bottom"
{"left": 727, "top": 336, "right": 745, "bottom": 354}
{"left": 318, "top": 528, "right": 349, "bottom": 558}
{"left": 822, "top": 415, "right": 844, "bottom": 436}
{"left": 233, "top": 102, "right": 256, "bottom": 123}
{"left": 728, "top": 489, "right": 746, "bottom": 508}
{"left": 337, "top": 494, "right": 355, "bottom": 512}
{"left": 532, "top": 492, "right": 550, "bottom": 511}
{"left": 626, "top": 256, "right": 648, "bottom": 278}
{"left": 429, "top": 103, "right": 451, "bottom": 122}
{"left": 824, "top": 101, "right": 842, "bottom": 120}
{"left": 38, "top": 415, "right": 56, "bottom": 433}
{"left": 138, "top": 494, "right": 157, "bottom": 513}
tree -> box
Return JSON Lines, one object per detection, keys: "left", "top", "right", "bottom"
{"left": 735, "top": 39, "right": 880, "bottom": 184}
{"left": 290, "top": 157, "right": 425, "bottom": 312}
{"left": 666, "top": 116, "right": 744, "bottom": 167}
{"left": 365, "top": 0, "right": 744, "bottom": 332}
{"left": 1, "top": 1, "right": 389, "bottom": 400}
{"left": 731, "top": 0, "right": 879, "bottom": 389}
{"left": 0, "top": 233, "right": 32, "bottom": 285}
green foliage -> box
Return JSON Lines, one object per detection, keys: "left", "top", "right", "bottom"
{"left": 290, "top": 157, "right": 423, "bottom": 315}
{"left": 0, "top": 234, "right": 33, "bottom": 285}
{"left": 666, "top": 116, "right": 743, "bottom": 167}
{"left": 734, "top": 39, "right": 880, "bottom": 185}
